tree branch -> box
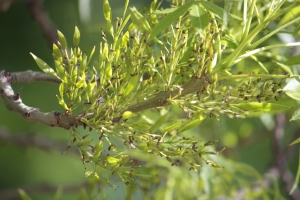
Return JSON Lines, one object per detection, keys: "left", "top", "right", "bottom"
{"left": 0, "top": 0, "right": 19, "bottom": 11}
{"left": 26, "top": 0, "right": 58, "bottom": 46}
{"left": 0, "top": 70, "right": 83, "bottom": 129}
{"left": 0, "top": 128, "right": 79, "bottom": 154}
{"left": 272, "top": 113, "right": 300, "bottom": 200}
{"left": 10, "top": 70, "right": 61, "bottom": 84}
{"left": 126, "top": 76, "right": 209, "bottom": 113}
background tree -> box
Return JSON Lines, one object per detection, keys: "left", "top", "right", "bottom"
{"left": 1, "top": 0, "right": 300, "bottom": 199}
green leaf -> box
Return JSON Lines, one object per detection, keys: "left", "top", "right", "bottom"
{"left": 289, "top": 136, "right": 300, "bottom": 145}
{"left": 178, "top": 117, "right": 205, "bottom": 132}
{"left": 103, "top": 0, "right": 112, "bottom": 22}
{"left": 274, "top": 62, "right": 293, "bottom": 75}
{"left": 284, "top": 79, "right": 300, "bottom": 100}
{"left": 18, "top": 189, "right": 32, "bottom": 200}
{"left": 291, "top": 108, "right": 300, "bottom": 121}
{"left": 279, "top": 6, "right": 300, "bottom": 26}
{"left": 52, "top": 43, "right": 62, "bottom": 61}
{"left": 129, "top": 7, "right": 151, "bottom": 33}
{"left": 93, "top": 140, "right": 103, "bottom": 158}
{"left": 289, "top": 146, "right": 300, "bottom": 195}
{"left": 88, "top": 46, "right": 96, "bottom": 65}
{"left": 152, "top": 7, "right": 177, "bottom": 15}
{"left": 190, "top": 4, "right": 209, "bottom": 32}
{"left": 150, "top": 113, "right": 169, "bottom": 133}
{"left": 53, "top": 186, "right": 63, "bottom": 200}
{"left": 284, "top": 54, "right": 300, "bottom": 65}
{"left": 57, "top": 30, "right": 67, "bottom": 49}
{"left": 234, "top": 102, "right": 291, "bottom": 112}
{"left": 200, "top": 1, "right": 233, "bottom": 23}
{"left": 76, "top": 79, "right": 85, "bottom": 88}
{"left": 73, "top": 26, "right": 80, "bottom": 47}
{"left": 30, "top": 53, "right": 60, "bottom": 79}
{"left": 123, "top": 74, "right": 139, "bottom": 96}
{"left": 285, "top": 92, "right": 300, "bottom": 101}
{"left": 149, "top": 1, "right": 195, "bottom": 40}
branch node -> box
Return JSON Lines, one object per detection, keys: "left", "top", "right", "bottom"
{"left": 24, "top": 112, "right": 31, "bottom": 118}
{"left": 12, "top": 92, "right": 20, "bottom": 101}
{"left": 54, "top": 111, "right": 60, "bottom": 116}
{"left": 0, "top": 89, "right": 4, "bottom": 96}
{"left": 161, "top": 99, "right": 168, "bottom": 106}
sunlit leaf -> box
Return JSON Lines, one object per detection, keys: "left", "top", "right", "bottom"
{"left": 30, "top": 53, "right": 60, "bottom": 79}
{"left": 57, "top": 30, "right": 67, "bottom": 49}
{"left": 279, "top": 6, "right": 300, "bottom": 26}
{"left": 284, "top": 78, "right": 300, "bottom": 100}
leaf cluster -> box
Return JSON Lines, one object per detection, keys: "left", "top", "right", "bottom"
{"left": 30, "top": 0, "right": 300, "bottom": 187}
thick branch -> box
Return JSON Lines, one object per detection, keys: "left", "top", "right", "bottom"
{"left": 26, "top": 0, "right": 58, "bottom": 46}
{"left": 126, "top": 76, "right": 209, "bottom": 113}
{"left": 0, "top": 70, "right": 83, "bottom": 129}
{"left": 11, "top": 70, "right": 61, "bottom": 83}
{"left": 1, "top": 70, "right": 209, "bottom": 127}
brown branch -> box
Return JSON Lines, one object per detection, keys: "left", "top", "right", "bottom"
{"left": 0, "top": 70, "right": 84, "bottom": 129}
{"left": 26, "top": 0, "right": 58, "bottom": 46}
{"left": 0, "top": 128, "right": 79, "bottom": 154}
{"left": 11, "top": 70, "right": 61, "bottom": 84}
{"left": 1, "top": 70, "right": 209, "bottom": 129}
{"left": 0, "top": 0, "right": 19, "bottom": 11}
{"left": 126, "top": 76, "right": 209, "bottom": 113}
{"left": 272, "top": 113, "right": 300, "bottom": 200}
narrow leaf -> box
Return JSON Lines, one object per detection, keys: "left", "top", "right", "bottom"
{"left": 279, "top": 6, "right": 300, "bottom": 26}
{"left": 18, "top": 189, "right": 32, "bottom": 200}
{"left": 190, "top": 4, "right": 209, "bottom": 32}
{"left": 289, "top": 136, "right": 300, "bottom": 146}
{"left": 103, "top": 0, "right": 112, "bottom": 22}
{"left": 284, "top": 54, "right": 300, "bottom": 65}
{"left": 150, "top": 113, "right": 169, "bottom": 133}
{"left": 200, "top": 1, "right": 233, "bottom": 23}
{"left": 57, "top": 30, "right": 67, "bottom": 49}
{"left": 30, "top": 53, "right": 60, "bottom": 79}
{"left": 149, "top": 1, "right": 195, "bottom": 40}
{"left": 289, "top": 146, "right": 300, "bottom": 194}
{"left": 234, "top": 102, "right": 291, "bottom": 112}
{"left": 284, "top": 79, "right": 300, "bottom": 101}
{"left": 129, "top": 7, "right": 151, "bottom": 33}
{"left": 274, "top": 62, "right": 293, "bottom": 75}
{"left": 291, "top": 108, "right": 300, "bottom": 121}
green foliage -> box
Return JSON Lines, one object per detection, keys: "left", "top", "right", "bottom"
{"left": 30, "top": 0, "right": 300, "bottom": 193}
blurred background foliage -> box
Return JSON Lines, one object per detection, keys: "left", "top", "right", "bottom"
{"left": 0, "top": 0, "right": 300, "bottom": 199}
